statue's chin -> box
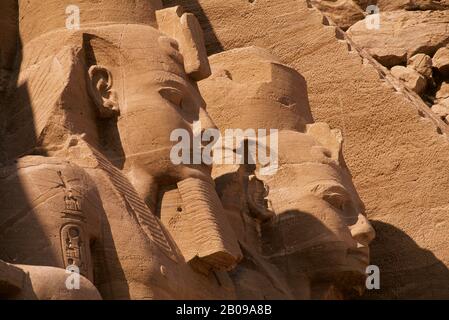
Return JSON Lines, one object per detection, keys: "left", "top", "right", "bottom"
{"left": 295, "top": 245, "right": 368, "bottom": 284}
{"left": 310, "top": 270, "right": 367, "bottom": 300}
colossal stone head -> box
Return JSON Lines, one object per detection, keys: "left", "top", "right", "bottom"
{"left": 3, "top": 0, "right": 242, "bottom": 282}
{"left": 257, "top": 127, "right": 375, "bottom": 299}
{"left": 200, "top": 47, "right": 375, "bottom": 299}
{"left": 5, "top": 1, "right": 215, "bottom": 188}
{"left": 82, "top": 24, "right": 217, "bottom": 188}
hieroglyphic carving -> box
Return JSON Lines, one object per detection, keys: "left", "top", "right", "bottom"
{"left": 60, "top": 224, "right": 89, "bottom": 276}
{"left": 57, "top": 170, "right": 91, "bottom": 277}
{"left": 58, "top": 171, "right": 83, "bottom": 214}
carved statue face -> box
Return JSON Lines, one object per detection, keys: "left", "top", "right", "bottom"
{"left": 86, "top": 26, "right": 216, "bottom": 184}
{"left": 257, "top": 130, "right": 375, "bottom": 295}
{"left": 201, "top": 48, "right": 375, "bottom": 297}
{"left": 82, "top": 25, "right": 241, "bottom": 296}
{"left": 262, "top": 163, "right": 374, "bottom": 268}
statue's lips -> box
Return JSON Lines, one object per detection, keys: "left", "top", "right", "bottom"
{"left": 118, "top": 146, "right": 214, "bottom": 184}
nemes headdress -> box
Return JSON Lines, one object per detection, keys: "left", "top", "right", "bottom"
{"left": 7, "top": 0, "right": 210, "bottom": 160}
{"left": 18, "top": 0, "right": 210, "bottom": 80}
{"left": 19, "top": 0, "right": 163, "bottom": 44}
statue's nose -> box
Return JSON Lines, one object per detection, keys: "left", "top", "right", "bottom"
{"left": 350, "top": 214, "right": 376, "bottom": 246}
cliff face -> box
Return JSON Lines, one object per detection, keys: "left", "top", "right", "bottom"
{"left": 164, "top": 0, "right": 449, "bottom": 299}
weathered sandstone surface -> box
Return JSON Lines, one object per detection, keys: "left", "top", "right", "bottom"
{"left": 1, "top": 0, "right": 449, "bottom": 300}
{"left": 164, "top": 0, "right": 449, "bottom": 299}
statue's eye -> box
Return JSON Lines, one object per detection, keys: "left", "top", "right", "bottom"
{"left": 309, "top": 183, "right": 350, "bottom": 211}
{"left": 278, "top": 96, "right": 296, "bottom": 109}
{"left": 159, "top": 87, "right": 184, "bottom": 108}
{"left": 323, "top": 192, "right": 358, "bottom": 224}
{"left": 323, "top": 192, "right": 347, "bottom": 211}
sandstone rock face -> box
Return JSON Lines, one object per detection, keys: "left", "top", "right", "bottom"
{"left": 0, "top": 0, "right": 377, "bottom": 301}
{"left": 391, "top": 65, "right": 427, "bottom": 94}
{"left": 165, "top": 0, "right": 449, "bottom": 299}
{"left": 310, "top": 0, "right": 365, "bottom": 29}
{"left": 376, "top": 0, "right": 449, "bottom": 11}
{"left": 3, "top": 0, "right": 449, "bottom": 301}
{"left": 348, "top": 11, "right": 449, "bottom": 67}
{"left": 433, "top": 47, "right": 449, "bottom": 76}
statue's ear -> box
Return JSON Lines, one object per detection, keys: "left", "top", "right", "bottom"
{"left": 245, "top": 174, "right": 275, "bottom": 222}
{"left": 87, "top": 65, "right": 120, "bottom": 118}
{"left": 156, "top": 6, "right": 211, "bottom": 81}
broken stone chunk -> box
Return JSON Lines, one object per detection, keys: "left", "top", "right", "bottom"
{"left": 408, "top": 53, "right": 433, "bottom": 79}
{"left": 431, "top": 103, "right": 449, "bottom": 118}
{"left": 433, "top": 47, "right": 449, "bottom": 76}
{"left": 391, "top": 65, "right": 427, "bottom": 94}
{"left": 376, "top": 0, "right": 449, "bottom": 11}
{"left": 436, "top": 82, "right": 449, "bottom": 101}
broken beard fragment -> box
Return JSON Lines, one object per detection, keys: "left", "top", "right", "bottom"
{"left": 160, "top": 177, "right": 242, "bottom": 274}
